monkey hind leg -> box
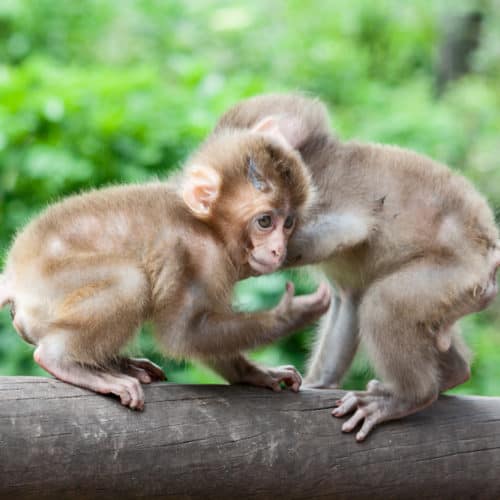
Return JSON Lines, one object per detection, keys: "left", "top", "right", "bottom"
{"left": 333, "top": 260, "right": 475, "bottom": 440}
{"left": 17, "top": 257, "right": 161, "bottom": 407}
{"left": 304, "top": 287, "right": 360, "bottom": 389}
{"left": 35, "top": 256, "right": 150, "bottom": 365}
{"left": 438, "top": 326, "right": 471, "bottom": 392}
{"left": 304, "top": 292, "right": 340, "bottom": 388}
{"left": 34, "top": 336, "right": 146, "bottom": 409}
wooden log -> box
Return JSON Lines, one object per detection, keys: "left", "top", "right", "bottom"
{"left": 1, "top": 376, "right": 500, "bottom": 499}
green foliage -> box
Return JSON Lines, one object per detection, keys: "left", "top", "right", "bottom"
{"left": 0, "top": 0, "right": 499, "bottom": 395}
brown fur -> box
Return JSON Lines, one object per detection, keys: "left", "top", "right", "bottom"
{"left": 216, "top": 93, "right": 499, "bottom": 440}
{"left": 0, "top": 127, "right": 331, "bottom": 409}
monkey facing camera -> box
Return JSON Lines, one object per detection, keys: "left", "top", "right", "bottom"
{"left": 217, "top": 93, "right": 500, "bottom": 441}
{"left": 0, "top": 122, "right": 331, "bottom": 409}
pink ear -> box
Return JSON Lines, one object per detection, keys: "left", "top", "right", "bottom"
{"left": 182, "top": 165, "right": 221, "bottom": 217}
{"left": 252, "top": 116, "right": 292, "bottom": 150}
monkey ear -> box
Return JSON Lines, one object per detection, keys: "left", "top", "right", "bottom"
{"left": 252, "top": 116, "right": 292, "bottom": 150}
{"left": 182, "top": 165, "right": 221, "bottom": 217}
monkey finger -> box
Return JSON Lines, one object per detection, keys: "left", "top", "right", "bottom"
{"left": 270, "top": 381, "right": 282, "bottom": 392}
{"left": 276, "top": 370, "right": 302, "bottom": 392}
{"left": 295, "top": 282, "right": 331, "bottom": 312}
{"left": 275, "top": 282, "right": 295, "bottom": 313}
{"left": 317, "top": 286, "right": 332, "bottom": 313}
{"left": 286, "top": 375, "right": 302, "bottom": 392}
{"left": 283, "top": 281, "right": 295, "bottom": 305}
{"left": 269, "top": 366, "right": 302, "bottom": 392}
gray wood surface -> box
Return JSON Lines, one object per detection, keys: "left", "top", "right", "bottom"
{"left": 1, "top": 376, "right": 500, "bottom": 499}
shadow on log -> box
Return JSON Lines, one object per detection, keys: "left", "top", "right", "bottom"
{"left": 1, "top": 376, "right": 500, "bottom": 499}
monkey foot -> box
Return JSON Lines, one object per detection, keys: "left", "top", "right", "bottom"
{"left": 119, "top": 357, "right": 167, "bottom": 384}
{"left": 34, "top": 345, "right": 146, "bottom": 410}
{"left": 243, "top": 365, "right": 302, "bottom": 392}
{"left": 331, "top": 379, "right": 431, "bottom": 442}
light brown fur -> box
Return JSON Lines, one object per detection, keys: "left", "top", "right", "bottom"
{"left": 216, "top": 93, "right": 500, "bottom": 440}
{"left": 0, "top": 127, "right": 331, "bottom": 409}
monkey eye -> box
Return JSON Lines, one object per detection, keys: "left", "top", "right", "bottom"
{"left": 284, "top": 215, "right": 295, "bottom": 230}
{"left": 256, "top": 214, "right": 273, "bottom": 229}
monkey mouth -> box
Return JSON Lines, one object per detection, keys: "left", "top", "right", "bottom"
{"left": 249, "top": 255, "right": 281, "bottom": 275}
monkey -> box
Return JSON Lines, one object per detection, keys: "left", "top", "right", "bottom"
{"left": 214, "top": 93, "right": 500, "bottom": 441}
{"left": 0, "top": 124, "right": 332, "bottom": 410}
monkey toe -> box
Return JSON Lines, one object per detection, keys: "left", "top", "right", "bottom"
{"left": 355, "top": 412, "right": 380, "bottom": 442}
{"left": 125, "top": 377, "right": 144, "bottom": 410}
{"left": 121, "top": 357, "right": 166, "bottom": 382}
{"left": 126, "top": 365, "right": 152, "bottom": 384}
{"left": 332, "top": 391, "right": 360, "bottom": 417}
{"left": 366, "top": 379, "right": 386, "bottom": 394}
{"left": 341, "top": 407, "right": 367, "bottom": 433}
{"left": 333, "top": 388, "right": 418, "bottom": 441}
{"left": 101, "top": 373, "right": 145, "bottom": 410}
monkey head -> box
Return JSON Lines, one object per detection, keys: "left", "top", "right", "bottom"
{"left": 181, "top": 123, "right": 314, "bottom": 276}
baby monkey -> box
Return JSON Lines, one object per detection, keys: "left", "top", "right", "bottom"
{"left": 216, "top": 93, "right": 500, "bottom": 441}
{"left": 0, "top": 124, "right": 331, "bottom": 409}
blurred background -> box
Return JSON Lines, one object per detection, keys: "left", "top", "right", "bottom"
{"left": 0, "top": 0, "right": 499, "bottom": 394}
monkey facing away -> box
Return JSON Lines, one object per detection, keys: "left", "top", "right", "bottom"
{"left": 216, "top": 93, "right": 500, "bottom": 440}
{"left": 0, "top": 125, "right": 331, "bottom": 409}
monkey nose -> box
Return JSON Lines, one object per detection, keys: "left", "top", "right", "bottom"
{"left": 271, "top": 247, "right": 285, "bottom": 261}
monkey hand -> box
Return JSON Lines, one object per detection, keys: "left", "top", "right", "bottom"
{"left": 274, "top": 281, "right": 331, "bottom": 331}
{"left": 240, "top": 364, "right": 302, "bottom": 392}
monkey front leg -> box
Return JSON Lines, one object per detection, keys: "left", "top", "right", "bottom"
{"left": 208, "top": 354, "right": 301, "bottom": 392}
{"left": 287, "top": 211, "right": 374, "bottom": 266}
{"left": 190, "top": 282, "right": 331, "bottom": 356}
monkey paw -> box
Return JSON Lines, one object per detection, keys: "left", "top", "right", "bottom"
{"left": 119, "top": 357, "right": 167, "bottom": 384}
{"left": 331, "top": 380, "right": 404, "bottom": 441}
{"left": 276, "top": 281, "right": 331, "bottom": 330}
{"left": 267, "top": 365, "right": 302, "bottom": 392}
{"left": 243, "top": 365, "right": 302, "bottom": 392}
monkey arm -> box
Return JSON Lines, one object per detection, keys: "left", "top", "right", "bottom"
{"left": 207, "top": 354, "right": 301, "bottom": 392}
{"left": 286, "top": 211, "right": 373, "bottom": 266}
{"left": 189, "top": 282, "right": 331, "bottom": 356}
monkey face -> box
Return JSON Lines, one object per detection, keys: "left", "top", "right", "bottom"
{"left": 247, "top": 209, "right": 295, "bottom": 275}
